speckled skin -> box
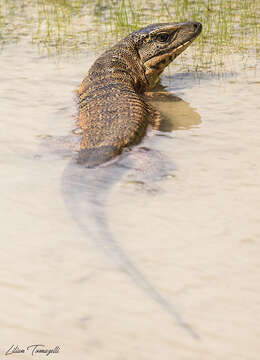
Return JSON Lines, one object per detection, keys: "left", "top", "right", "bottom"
{"left": 77, "top": 21, "right": 202, "bottom": 167}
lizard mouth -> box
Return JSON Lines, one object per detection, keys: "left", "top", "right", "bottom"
{"left": 171, "top": 40, "right": 193, "bottom": 57}
{"left": 169, "top": 21, "right": 202, "bottom": 57}
{"left": 144, "top": 21, "right": 202, "bottom": 69}
{"left": 142, "top": 21, "right": 202, "bottom": 87}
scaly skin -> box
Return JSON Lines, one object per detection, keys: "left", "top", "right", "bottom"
{"left": 77, "top": 21, "right": 202, "bottom": 167}
{"left": 63, "top": 21, "right": 203, "bottom": 337}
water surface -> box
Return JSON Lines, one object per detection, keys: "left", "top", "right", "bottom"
{"left": 1, "top": 5, "right": 260, "bottom": 360}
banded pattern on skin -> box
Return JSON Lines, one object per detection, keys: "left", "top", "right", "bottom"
{"left": 77, "top": 21, "right": 202, "bottom": 167}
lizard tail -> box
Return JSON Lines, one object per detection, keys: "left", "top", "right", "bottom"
{"left": 62, "top": 160, "right": 198, "bottom": 339}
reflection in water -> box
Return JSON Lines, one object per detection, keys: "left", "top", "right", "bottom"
{"left": 146, "top": 83, "right": 201, "bottom": 132}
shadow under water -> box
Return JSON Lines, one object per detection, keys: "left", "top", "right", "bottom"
{"left": 146, "top": 82, "right": 202, "bottom": 132}
{"left": 60, "top": 90, "right": 202, "bottom": 339}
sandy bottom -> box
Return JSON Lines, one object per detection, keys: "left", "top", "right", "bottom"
{"left": 0, "top": 40, "right": 260, "bottom": 359}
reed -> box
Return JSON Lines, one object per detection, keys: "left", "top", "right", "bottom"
{"left": 0, "top": 0, "right": 259, "bottom": 70}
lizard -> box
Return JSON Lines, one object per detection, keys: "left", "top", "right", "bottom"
{"left": 63, "top": 21, "right": 202, "bottom": 338}
{"left": 77, "top": 21, "right": 202, "bottom": 167}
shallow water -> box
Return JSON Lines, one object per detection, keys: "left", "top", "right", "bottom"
{"left": 1, "top": 17, "right": 260, "bottom": 360}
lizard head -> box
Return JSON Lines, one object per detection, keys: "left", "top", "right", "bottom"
{"left": 131, "top": 21, "right": 202, "bottom": 88}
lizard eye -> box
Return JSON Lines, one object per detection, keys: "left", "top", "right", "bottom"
{"left": 156, "top": 32, "right": 170, "bottom": 42}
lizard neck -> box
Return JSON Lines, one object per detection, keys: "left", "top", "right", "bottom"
{"left": 87, "top": 39, "right": 149, "bottom": 94}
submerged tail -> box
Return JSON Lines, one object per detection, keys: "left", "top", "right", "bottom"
{"left": 62, "top": 158, "right": 198, "bottom": 339}
{"left": 77, "top": 145, "right": 120, "bottom": 168}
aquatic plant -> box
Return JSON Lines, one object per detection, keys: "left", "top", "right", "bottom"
{"left": 0, "top": 0, "right": 259, "bottom": 71}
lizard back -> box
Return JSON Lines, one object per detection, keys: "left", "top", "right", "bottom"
{"left": 77, "top": 21, "right": 202, "bottom": 167}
